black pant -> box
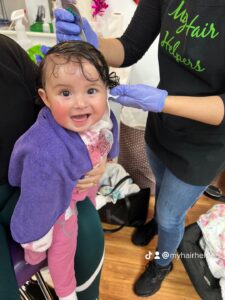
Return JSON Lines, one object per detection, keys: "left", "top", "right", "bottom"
{"left": 0, "top": 184, "right": 20, "bottom": 300}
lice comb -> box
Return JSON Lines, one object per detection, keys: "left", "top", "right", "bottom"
{"left": 61, "top": 0, "right": 87, "bottom": 41}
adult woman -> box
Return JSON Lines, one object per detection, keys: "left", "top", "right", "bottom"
{"left": 0, "top": 34, "right": 105, "bottom": 300}
{"left": 55, "top": 0, "right": 225, "bottom": 296}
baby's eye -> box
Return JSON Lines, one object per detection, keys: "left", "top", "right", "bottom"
{"left": 87, "top": 88, "right": 97, "bottom": 95}
{"left": 60, "top": 90, "right": 71, "bottom": 97}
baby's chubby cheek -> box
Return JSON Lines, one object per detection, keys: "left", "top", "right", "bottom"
{"left": 51, "top": 105, "right": 70, "bottom": 124}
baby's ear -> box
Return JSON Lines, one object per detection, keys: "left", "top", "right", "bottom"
{"left": 38, "top": 88, "right": 50, "bottom": 108}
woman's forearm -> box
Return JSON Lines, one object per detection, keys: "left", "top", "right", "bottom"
{"left": 163, "top": 95, "right": 225, "bottom": 125}
{"left": 99, "top": 38, "right": 125, "bottom": 67}
{"left": 98, "top": 37, "right": 224, "bottom": 126}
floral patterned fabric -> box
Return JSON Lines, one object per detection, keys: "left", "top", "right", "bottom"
{"left": 198, "top": 204, "right": 225, "bottom": 299}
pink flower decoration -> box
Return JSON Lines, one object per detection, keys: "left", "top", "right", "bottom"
{"left": 92, "top": 0, "right": 109, "bottom": 17}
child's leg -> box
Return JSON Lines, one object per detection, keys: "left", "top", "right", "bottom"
{"left": 22, "top": 227, "right": 53, "bottom": 265}
{"left": 48, "top": 207, "right": 78, "bottom": 299}
{"left": 24, "top": 248, "right": 46, "bottom": 265}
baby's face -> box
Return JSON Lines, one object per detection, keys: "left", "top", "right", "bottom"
{"left": 38, "top": 59, "right": 107, "bottom": 133}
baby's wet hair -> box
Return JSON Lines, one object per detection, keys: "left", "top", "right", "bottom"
{"left": 37, "top": 41, "right": 120, "bottom": 91}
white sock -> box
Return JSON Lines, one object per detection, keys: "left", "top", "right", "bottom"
{"left": 59, "top": 291, "right": 77, "bottom": 300}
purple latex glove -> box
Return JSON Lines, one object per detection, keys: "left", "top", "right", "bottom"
{"left": 110, "top": 84, "right": 168, "bottom": 113}
{"left": 54, "top": 8, "right": 98, "bottom": 47}
{"left": 35, "top": 45, "right": 50, "bottom": 64}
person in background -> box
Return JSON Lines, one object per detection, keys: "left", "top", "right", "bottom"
{"left": 0, "top": 35, "right": 107, "bottom": 300}
{"left": 54, "top": 0, "right": 225, "bottom": 296}
{"left": 9, "top": 40, "right": 119, "bottom": 300}
{"left": 0, "top": 33, "right": 37, "bottom": 300}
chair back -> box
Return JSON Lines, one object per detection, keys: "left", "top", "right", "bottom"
{"left": 9, "top": 238, "right": 47, "bottom": 287}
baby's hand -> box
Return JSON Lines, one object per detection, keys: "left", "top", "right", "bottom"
{"left": 76, "top": 157, "right": 107, "bottom": 192}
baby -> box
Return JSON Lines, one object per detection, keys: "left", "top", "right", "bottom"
{"left": 9, "top": 41, "right": 119, "bottom": 300}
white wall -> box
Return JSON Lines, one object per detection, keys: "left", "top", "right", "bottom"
{"left": 76, "top": 0, "right": 136, "bottom": 28}
{"left": 4, "top": 1, "right": 25, "bottom": 19}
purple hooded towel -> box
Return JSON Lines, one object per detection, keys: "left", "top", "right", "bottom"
{"left": 9, "top": 107, "right": 118, "bottom": 243}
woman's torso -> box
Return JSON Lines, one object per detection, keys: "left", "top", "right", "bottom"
{"left": 121, "top": 0, "right": 225, "bottom": 185}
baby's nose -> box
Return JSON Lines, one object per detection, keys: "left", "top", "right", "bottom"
{"left": 74, "top": 96, "right": 88, "bottom": 108}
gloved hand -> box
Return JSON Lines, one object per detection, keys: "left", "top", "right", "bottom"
{"left": 110, "top": 84, "right": 168, "bottom": 113}
{"left": 35, "top": 45, "right": 50, "bottom": 64}
{"left": 54, "top": 8, "right": 98, "bottom": 47}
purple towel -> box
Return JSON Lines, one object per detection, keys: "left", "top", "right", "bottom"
{"left": 9, "top": 107, "right": 118, "bottom": 243}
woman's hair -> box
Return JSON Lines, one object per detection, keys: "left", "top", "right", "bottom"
{"left": 37, "top": 41, "right": 119, "bottom": 91}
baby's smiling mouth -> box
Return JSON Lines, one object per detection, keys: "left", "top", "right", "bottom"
{"left": 71, "top": 114, "right": 90, "bottom": 122}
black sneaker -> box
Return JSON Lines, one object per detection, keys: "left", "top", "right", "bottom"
{"left": 134, "top": 260, "right": 173, "bottom": 297}
{"left": 132, "top": 219, "right": 158, "bottom": 246}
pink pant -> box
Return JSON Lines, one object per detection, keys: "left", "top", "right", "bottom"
{"left": 24, "top": 186, "right": 97, "bottom": 298}
{"left": 48, "top": 202, "right": 78, "bottom": 297}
